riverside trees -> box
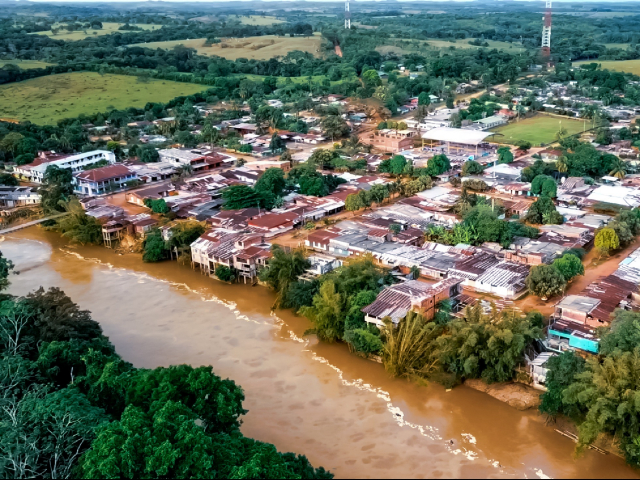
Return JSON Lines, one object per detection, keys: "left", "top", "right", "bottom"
{"left": 0, "top": 279, "right": 332, "bottom": 479}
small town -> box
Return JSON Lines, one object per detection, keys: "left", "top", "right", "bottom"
{"left": 2, "top": 0, "right": 640, "bottom": 478}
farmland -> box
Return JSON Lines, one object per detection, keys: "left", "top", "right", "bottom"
{"left": 0, "top": 60, "right": 54, "bottom": 69}
{"left": 489, "top": 115, "right": 588, "bottom": 146}
{"left": 132, "top": 34, "right": 323, "bottom": 61}
{"left": 574, "top": 59, "right": 640, "bottom": 76}
{"left": 0, "top": 72, "right": 206, "bottom": 125}
{"left": 33, "top": 22, "right": 161, "bottom": 41}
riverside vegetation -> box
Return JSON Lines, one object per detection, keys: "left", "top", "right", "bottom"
{"left": 0, "top": 251, "right": 332, "bottom": 479}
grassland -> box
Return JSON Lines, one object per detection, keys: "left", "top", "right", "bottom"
{"left": 232, "top": 15, "right": 285, "bottom": 26}
{"left": 377, "top": 37, "right": 524, "bottom": 55}
{"left": 132, "top": 34, "right": 323, "bottom": 60}
{"left": 574, "top": 59, "right": 640, "bottom": 76}
{"left": 0, "top": 60, "right": 54, "bottom": 69}
{"left": 489, "top": 115, "right": 588, "bottom": 146}
{"left": 33, "top": 22, "right": 161, "bottom": 41}
{"left": 0, "top": 72, "right": 206, "bottom": 125}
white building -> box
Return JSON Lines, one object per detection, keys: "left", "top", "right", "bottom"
{"left": 14, "top": 150, "right": 116, "bottom": 184}
{"left": 0, "top": 186, "right": 41, "bottom": 208}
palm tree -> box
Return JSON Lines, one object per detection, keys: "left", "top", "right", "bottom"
{"left": 556, "top": 156, "right": 568, "bottom": 174}
{"left": 609, "top": 158, "right": 627, "bottom": 179}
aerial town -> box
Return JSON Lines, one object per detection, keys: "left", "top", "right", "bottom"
{"left": 2, "top": 0, "right": 640, "bottom": 478}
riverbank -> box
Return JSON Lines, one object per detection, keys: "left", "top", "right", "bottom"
{"left": 2, "top": 227, "right": 637, "bottom": 478}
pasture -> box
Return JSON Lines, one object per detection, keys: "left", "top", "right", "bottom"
{"left": 489, "top": 115, "right": 588, "bottom": 146}
{"left": 376, "top": 37, "right": 524, "bottom": 55}
{"left": 34, "top": 22, "right": 161, "bottom": 41}
{"left": 0, "top": 60, "right": 53, "bottom": 69}
{"left": 232, "top": 15, "right": 285, "bottom": 26}
{"left": 0, "top": 72, "right": 206, "bottom": 125}
{"left": 574, "top": 59, "right": 640, "bottom": 76}
{"left": 132, "top": 34, "right": 323, "bottom": 61}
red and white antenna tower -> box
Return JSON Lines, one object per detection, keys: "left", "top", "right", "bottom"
{"left": 541, "top": 0, "right": 552, "bottom": 58}
{"left": 345, "top": 0, "right": 351, "bottom": 29}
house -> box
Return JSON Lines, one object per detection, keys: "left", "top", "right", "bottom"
{"left": 14, "top": 150, "right": 116, "bottom": 184}
{"left": 305, "top": 230, "right": 341, "bottom": 252}
{"left": 158, "top": 148, "right": 224, "bottom": 173}
{"left": 247, "top": 211, "right": 301, "bottom": 237}
{"left": 0, "top": 186, "right": 41, "bottom": 209}
{"left": 305, "top": 253, "right": 343, "bottom": 276}
{"left": 473, "top": 114, "right": 508, "bottom": 130}
{"left": 74, "top": 164, "right": 138, "bottom": 196}
{"left": 229, "top": 123, "right": 258, "bottom": 135}
{"left": 364, "top": 129, "right": 416, "bottom": 153}
{"left": 362, "top": 278, "right": 462, "bottom": 327}
{"left": 540, "top": 148, "right": 563, "bottom": 162}
{"left": 126, "top": 184, "right": 175, "bottom": 206}
{"left": 499, "top": 182, "right": 531, "bottom": 196}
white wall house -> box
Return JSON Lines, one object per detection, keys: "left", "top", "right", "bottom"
{"left": 14, "top": 150, "right": 116, "bottom": 184}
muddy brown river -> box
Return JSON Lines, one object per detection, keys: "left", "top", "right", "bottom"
{"left": 2, "top": 228, "right": 638, "bottom": 479}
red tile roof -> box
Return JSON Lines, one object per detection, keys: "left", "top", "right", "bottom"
{"left": 76, "top": 164, "right": 133, "bottom": 183}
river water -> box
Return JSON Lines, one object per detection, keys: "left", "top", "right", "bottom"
{"left": 2, "top": 228, "right": 637, "bottom": 479}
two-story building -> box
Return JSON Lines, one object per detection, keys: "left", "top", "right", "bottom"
{"left": 74, "top": 164, "right": 138, "bottom": 196}
{"left": 14, "top": 150, "right": 117, "bottom": 184}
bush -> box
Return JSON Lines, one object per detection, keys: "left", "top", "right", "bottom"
{"left": 215, "top": 265, "right": 235, "bottom": 282}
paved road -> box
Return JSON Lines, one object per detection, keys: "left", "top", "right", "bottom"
{"left": 0, "top": 213, "right": 70, "bottom": 235}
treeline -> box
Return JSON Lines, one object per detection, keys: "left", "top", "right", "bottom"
{"left": 0, "top": 264, "right": 332, "bottom": 479}
{"left": 540, "top": 309, "right": 640, "bottom": 466}
{"left": 260, "top": 249, "right": 544, "bottom": 386}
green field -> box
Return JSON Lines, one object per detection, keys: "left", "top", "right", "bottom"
{"left": 0, "top": 72, "right": 206, "bottom": 125}
{"left": 489, "top": 115, "right": 588, "bottom": 146}
{"left": 232, "top": 15, "right": 285, "bottom": 26}
{"left": 377, "top": 37, "right": 524, "bottom": 55}
{"left": 0, "top": 60, "right": 54, "bottom": 69}
{"left": 132, "top": 34, "right": 323, "bottom": 60}
{"left": 34, "top": 22, "right": 161, "bottom": 41}
{"left": 575, "top": 59, "right": 640, "bottom": 76}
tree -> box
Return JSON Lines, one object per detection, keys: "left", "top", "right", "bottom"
{"left": 594, "top": 227, "right": 620, "bottom": 255}
{"left": 531, "top": 175, "right": 553, "bottom": 196}
{"left": 269, "top": 133, "right": 286, "bottom": 153}
{"left": 552, "top": 253, "right": 584, "bottom": 281}
{"left": 526, "top": 197, "right": 561, "bottom": 225}
{"left": 221, "top": 185, "right": 263, "bottom": 210}
{"left": 362, "top": 70, "right": 381, "bottom": 88}
{"left": 142, "top": 229, "right": 166, "bottom": 262}
{"left": 497, "top": 146, "right": 514, "bottom": 164}
{"left": 144, "top": 198, "right": 170, "bottom": 214}
{"left": 426, "top": 154, "right": 451, "bottom": 176}
{"left": 0, "top": 173, "right": 18, "bottom": 186}
{"left": 539, "top": 351, "right": 586, "bottom": 419}
{"left": 461, "top": 160, "right": 483, "bottom": 176}
{"left": 254, "top": 168, "right": 286, "bottom": 198}
{"left": 389, "top": 155, "right": 408, "bottom": 176}
{"left": 0, "top": 250, "right": 14, "bottom": 291}
{"left": 609, "top": 157, "right": 627, "bottom": 179}
{"left": 259, "top": 246, "right": 310, "bottom": 308}
{"left": 600, "top": 310, "right": 640, "bottom": 356}
{"left": 40, "top": 165, "right": 73, "bottom": 214}
{"left": 526, "top": 264, "right": 566, "bottom": 299}
{"left": 417, "top": 92, "right": 431, "bottom": 107}
{"left": 215, "top": 265, "right": 235, "bottom": 282}
{"left": 308, "top": 149, "right": 335, "bottom": 170}
{"left": 434, "top": 305, "right": 543, "bottom": 384}
{"left": 321, "top": 115, "right": 349, "bottom": 141}
{"left": 345, "top": 193, "right": 364, "bottom": 212}
{"left": 516, "top": 140, "right": 532, "bottom": 153}
{"left": 389, "top": 224, "right": 402, "bottom": 235}
{"left": 541, "top": 178, "right": 557, "bottom": 198}
{"left": 381, "top": 311, "right": 441, "bottom": 379}
{"left": 56, "top": 198, "right": 103, "bottom": 245}
{"left": 301, "top": 280, "right": 343, "bottom": 343}
{"left": 138, "top": 145, "right": 159, "bottom": 163}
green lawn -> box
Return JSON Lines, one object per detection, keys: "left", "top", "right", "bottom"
{"left": 0, "top": 72, "right": 206, "bottom": 125}
{"left": 574, "top": 59, "right": 640, "bottom": 76}
{"left": 0, "top": 60, "right": 54, "bottom": 69}
{"left": 489, "top": 115, "right": 588, "bottom": 146}
{"left": 232, "top": 15, "right": 285, "bottom": 26}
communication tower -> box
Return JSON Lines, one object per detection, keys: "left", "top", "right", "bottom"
{"left": 541, "top": 0, "right": 552, "bottom": 58}
{"left": 345, "top": 0, "right": 351, "bottom": 29}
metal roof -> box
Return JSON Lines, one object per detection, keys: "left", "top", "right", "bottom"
{"left": 421, "top": 127, "right": 493, "bottom": 145}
